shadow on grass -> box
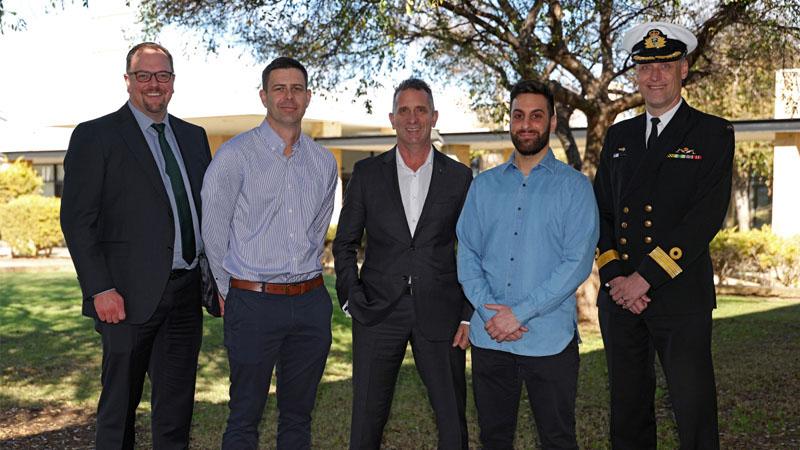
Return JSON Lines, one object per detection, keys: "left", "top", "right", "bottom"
{"left": 2, "top": 270, "right": 798, "bottom": 449}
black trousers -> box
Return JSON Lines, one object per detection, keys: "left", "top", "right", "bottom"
{"left": 222, "top": 285, "right": 332, "bottom": 450}
{"left": 471, "top": 337, "right": 580, "bottom": 450}
{"left": 350, "top": 295, "right": 468, "bottom": 450}
{"left": 599, "top": 309, "right": 719, "bottom": 450}
{"left": 94, "top": 269, "right": 202, "bottom": 450}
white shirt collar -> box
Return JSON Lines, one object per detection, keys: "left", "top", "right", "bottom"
{"left": 646, "top": 97, "right": 683, "bottom": 140}
{"left": 396, "top": 146, "right": 434, "bottom": 173}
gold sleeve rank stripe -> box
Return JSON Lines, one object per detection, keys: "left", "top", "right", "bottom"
{"left": 649, "top": 247, "right": 683, "bottom": 278}
{"left": 597, "top": 249, "right": 620, "bottom": 269}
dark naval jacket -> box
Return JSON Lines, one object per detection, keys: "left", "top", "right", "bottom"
{"left": 593, "top": 100, "right": 734, "bottom": 316}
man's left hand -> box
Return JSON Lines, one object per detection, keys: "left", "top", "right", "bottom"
{"left": 484, "top": 304, "right": 523, "bottom": 342}
{"left": 610, "top": 272, "right": 651, "bottom": 306}
{"left": 452, "top": 323, "right": 470, "bottom": 350}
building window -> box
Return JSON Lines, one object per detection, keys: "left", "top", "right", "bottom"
{"left": 33, "top": 164, "right": 64, "bottom": 197}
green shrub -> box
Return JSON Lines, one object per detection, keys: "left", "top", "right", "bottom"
{"left": 710, "top": 227, "right": 800, "bottom": 287}
{"left": 0, "top": 194, "right": 63, "bottom": 257}
{"left": 0, "top": 156, "right": 43, "bottom": 203}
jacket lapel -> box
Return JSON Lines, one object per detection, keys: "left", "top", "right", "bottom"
{"left": 413, "top": 147, "right": 446, "bottom": 235}
{"left": 381, "top": 148, "right": 413, "bottom": 243}
{"left": 171, "top": 116, "right": 204, "bottom": 214}
{"left": 622, "top": 101, "right": 693, "bottom": 199}
{"left": 114, "top": 104, "right": 171, "bottom": 209}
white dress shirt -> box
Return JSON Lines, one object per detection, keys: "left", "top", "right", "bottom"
{"left": 646, "top": 98, "right": 683, "bottom": 146}
{"left": 396, "top": 147, "right": 435, "bottom": 237}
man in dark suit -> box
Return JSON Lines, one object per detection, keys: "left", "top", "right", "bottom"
{"left": 333, "top": 78, "right": 473, "bottom": 450}
{"left": 60, "top": 42, "right": 211, "bottom": 449}
{"left": 593, "top": 22, "right": 734, "bottom": 449}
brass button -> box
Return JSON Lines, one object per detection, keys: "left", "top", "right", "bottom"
{"left": 644, "top": 236, "right": 653, "bottom": 244}
{"left": 621, "top": 222, "right": 628, "bottom": 229}
{"left": 644, "top": 204, "right": 653, "bottom": 213}
{"left": 644, "top": 220, "right": 652, "bottom": 228}
{"left": 621, "top": 253, "right": 629, "bottom": 260}
{"left": 619, "top": 237, "right": 627, "bottom": 245}
{"left": 623, "top": 206, "right": 630, "bottom": 214}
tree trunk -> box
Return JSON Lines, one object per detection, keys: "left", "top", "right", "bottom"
{"left": 555, "top": 103, "right": 581, "bottom": 171}
{"left": 576, "top": 263, "right": 600, "bottom": 328}
{"left": 573, "top": 111, "right": 617, "bottom": 326}
{"left": 582, "top": 113, "right": 612, "bottom": 179}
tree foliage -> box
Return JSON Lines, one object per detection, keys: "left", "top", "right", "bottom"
{"left": 139, "top": 0, "right": 800, "bottom": 175}
{"left": 0, "top": 156, "right": 43, "bottom": 204}
{"left": 0, "top": 0, "right": 90, "bottom": 34}
{"left": 684, "top": 21, "right": 800, "bottom": 121}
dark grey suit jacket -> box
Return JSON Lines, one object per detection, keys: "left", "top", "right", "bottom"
{"left": 333, "top": 147, "right": 473, "bottom": 341}
{"left": 61, "top": 104, "right": 211, "bottom": 324}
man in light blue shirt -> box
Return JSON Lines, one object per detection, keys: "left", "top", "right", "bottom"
{"left": 456, "top": 80, "right": 598, "bottom": 449}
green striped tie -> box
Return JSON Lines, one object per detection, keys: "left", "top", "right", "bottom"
{"left": 151, "top": 123, "right": 196, "bottom": 265}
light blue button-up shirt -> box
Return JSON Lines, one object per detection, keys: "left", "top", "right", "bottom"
{"left": 201, "top": 119, "right": 338, "bottom": 297}
{"left": 456, "top": 149, "right": 599, "bottom": 356}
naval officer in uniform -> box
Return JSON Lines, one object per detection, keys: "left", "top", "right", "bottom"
{"left": 593, "top": 22, "right": 734, "bottom": 450}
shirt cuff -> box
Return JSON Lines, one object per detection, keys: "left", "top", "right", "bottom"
{"left": 460, "top": 320, "right": 470, "bottom": 326}
{"left": 92, "top": 288, "right": 116, "bottom": 298}
{"left": 342, "top": 300, "right": 351, "bottom": 318}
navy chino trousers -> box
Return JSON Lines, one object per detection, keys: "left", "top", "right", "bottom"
{"left": 221, "top": 284, "right": 332, "bottom": 450}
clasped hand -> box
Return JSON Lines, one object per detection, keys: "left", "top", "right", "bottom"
{"left": 608, "top": 273, "right": 651, "bottom": 314}
{"left": 484, "top": 304, "right": 528, "bottom": 342}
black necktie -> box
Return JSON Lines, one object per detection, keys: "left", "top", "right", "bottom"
{"left": 151, "top": 123, "right": 196, "bottom": 265}
{"left": 647, "top": 117, "right": 660, "bottom": 151}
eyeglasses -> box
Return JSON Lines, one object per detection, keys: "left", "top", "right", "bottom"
{"left": 128, "top": 71, "right": 174, "bottom": 83}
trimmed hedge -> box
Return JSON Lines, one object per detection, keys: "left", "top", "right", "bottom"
{"left": 0, "top": 194, "right": 63, "bottom": 257}
{"left": 710, "top": 227, "right": 800, "bottom": 288}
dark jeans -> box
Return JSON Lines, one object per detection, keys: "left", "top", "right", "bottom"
{"left": 221, "top": 284, "right": 332, "bottom": 450}
{"left": 94, "top": 269, "right": 202, "bottom": 450}
{"left": 471, "top": 337, "right": 579, "bottom": 450}
{"left": 600, "top": 309, "right": 719, "bottom": 450}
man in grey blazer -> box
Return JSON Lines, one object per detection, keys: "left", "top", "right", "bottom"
{"left": 333, "top": 78, "right": 473, "bottom": 450}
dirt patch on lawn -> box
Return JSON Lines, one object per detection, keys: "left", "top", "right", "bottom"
{"left": 0, "top": 405, "right": 94, "bottom": 449}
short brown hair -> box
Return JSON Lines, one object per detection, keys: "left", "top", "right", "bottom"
{"left": 262, "top": 57, "right": 308, "bottom": 89}
{"left": 392, "top": 78, "right": 435, "bottom": 113}
{"left": 510, "top": 80, "right": 555, "bottom": 118}
{"left": 126, "top": 42, "right": 174, "bottom": 73}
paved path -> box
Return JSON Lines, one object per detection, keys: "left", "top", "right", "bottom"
{"left": 0, "top": 247, "right": 74, "bottom": 272}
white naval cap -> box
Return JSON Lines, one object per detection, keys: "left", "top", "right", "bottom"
{"left": 622, "top": 21, "right": 697, "bottom": 64}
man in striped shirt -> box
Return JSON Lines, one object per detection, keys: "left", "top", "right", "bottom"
{"left": 201, "top": 57, "right": 338, "bottom": 450}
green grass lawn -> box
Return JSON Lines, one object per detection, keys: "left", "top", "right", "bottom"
{"left": 1, "top": 269, "right": 798, "bottom": 449}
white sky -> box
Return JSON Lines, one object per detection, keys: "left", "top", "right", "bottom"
{"left": 0, "top": 0, "right": 483, "bottom": 134}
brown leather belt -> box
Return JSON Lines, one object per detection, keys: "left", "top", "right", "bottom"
{"left": 230, "top": 275, "right": 323, "bottom": 296}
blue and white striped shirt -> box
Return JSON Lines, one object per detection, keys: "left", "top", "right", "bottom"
{"left": 201, "top": 119, "right": 338, "bottom": 297}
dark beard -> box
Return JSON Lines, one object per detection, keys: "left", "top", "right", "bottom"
{"left": 511, "top": 130, "right": 549, "bottom": 156}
